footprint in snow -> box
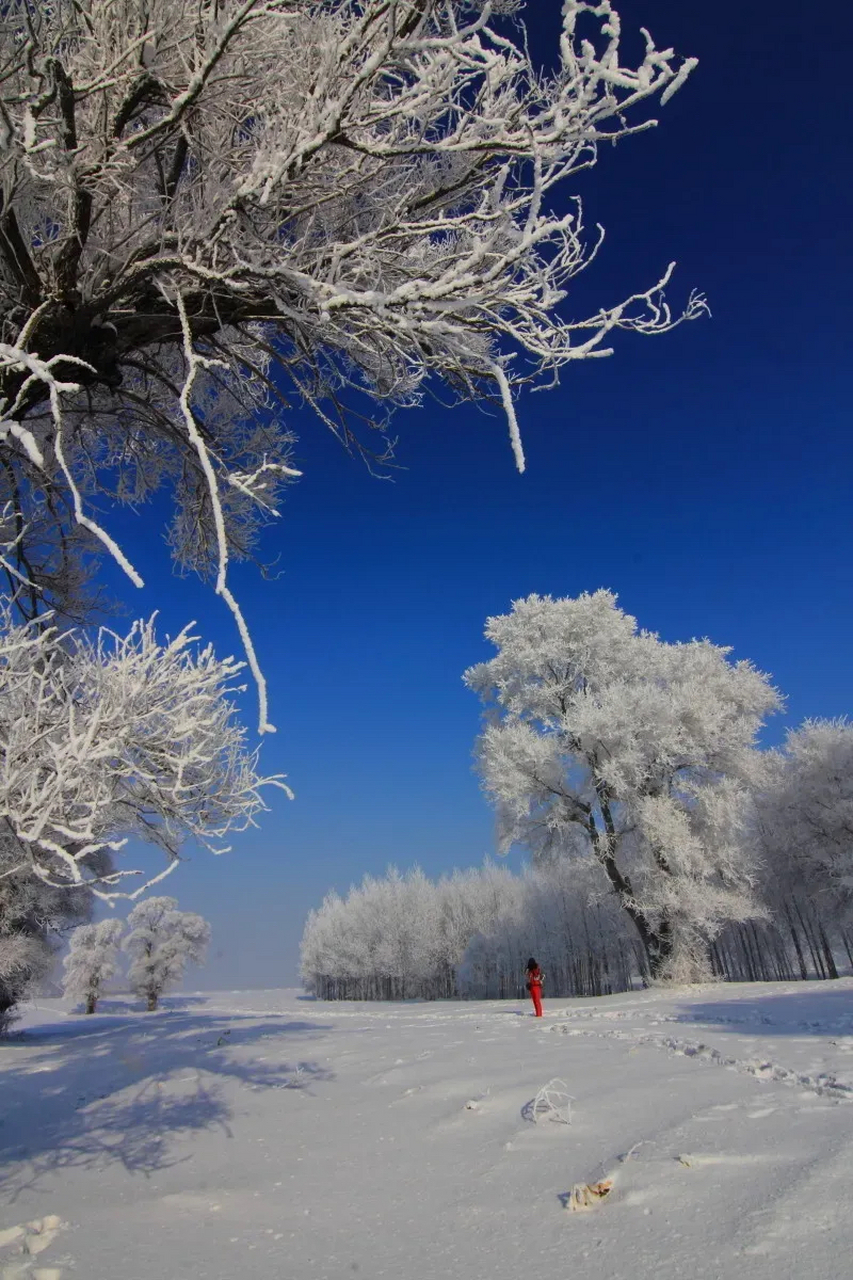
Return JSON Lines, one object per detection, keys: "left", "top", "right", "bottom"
{"left": 0, "top": 1214, "right": 66, "bottom": 1279}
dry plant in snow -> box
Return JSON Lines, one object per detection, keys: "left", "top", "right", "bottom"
{"left": 0, "top": 0, "right": 705, "bottom": 728}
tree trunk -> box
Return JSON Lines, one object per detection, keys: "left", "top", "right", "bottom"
{"left": 589, "top": 791, "right": 675, "bottom": 981}
{"left": 643, "top": 918, "right": 674, "bottom": 980}
{"left": 818, "top": 924, "right": 839, "bottom": 979}
{"left": 146, "top": 990, "right": 159, "bottom": 1011}
{"left": 85, "top": 994, "right": 96, "bottom": 1015}
{"left": 784, "top": 901, "right": 808, "bottom": 980}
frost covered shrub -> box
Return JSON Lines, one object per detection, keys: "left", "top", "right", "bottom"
{"left": 63, "top": 920, "right": 125, "bottom": 1014}
{"left": 124, "top": 897, "right": 210, "bottom": 1011}
{"left": 0, "top": 933, "right": 53, "bottom": 1033}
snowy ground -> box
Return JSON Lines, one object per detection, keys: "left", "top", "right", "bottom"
{"left": 2, "top": 981, "right": 853, "bottom": 1280}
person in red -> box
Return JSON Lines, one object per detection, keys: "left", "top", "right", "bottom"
{"left": 524, "top": 957, "right": 544, "bottom": 1017}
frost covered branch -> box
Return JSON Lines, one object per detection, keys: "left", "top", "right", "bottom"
{"left": 0, "top": 0, "right": 704, "bottom": 727}
{"left": 0, "top": 606, "right": 289, "bottom": 901}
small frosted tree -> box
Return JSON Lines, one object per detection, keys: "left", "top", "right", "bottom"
{"left": 465, "top": 591, "right": 782, "bottom": 982}
{"left": 0, "top": 0, "right": 705, "bottom": 728}
{"left": 124, "top": 896, "right": 210, "bottom": 1011}
{"left": 63, "top": 919, "right": 125, "bottom": 1014}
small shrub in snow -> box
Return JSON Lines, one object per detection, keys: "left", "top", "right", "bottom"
{"left": 0, "top": 859, "right": 102, "bottom": 1030}
{"left": 63, "top": 920, "right": 125, "bottom": 1014}
{"left": 124, "top": 897, "right": 210, "bottom": 1012}
{"left": 529, "top": 1078, "right": 573, "bottom": 1125}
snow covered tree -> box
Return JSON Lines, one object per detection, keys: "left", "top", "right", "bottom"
{"left": 0, "top": 0, "right": 705, "bottom": 727}
{"left": 0, "top": 605, "right": 286, "bottom": 900}
{"left": 754, "top": 719, "right": 853, "bottom": 974}
{"left": 62, "top": 919, "right": 125, "bottom": 1014}
{"left": 465, "top": 591, "right": 782, "bottom": 982}
{"left": 123, "top": 896, "right": 210, "bottom": 1010}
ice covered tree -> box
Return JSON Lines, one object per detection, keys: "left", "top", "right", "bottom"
{"left": 0, "top": 0, "right": 705, "bottom": 727}
{"left": 0, "top": 604, "right": 286, "bottom": 900}
{"left": 62, "top": 918, "right": 124, "bottom": 1013}
{"left": 754, "top": 720, "right": 853, "bottom": 974}
{"left": 465, "top": 591, "right": 782, "bottom": 982}
{"left": 123, "top": 896, "right": 210, "bottom": 1010}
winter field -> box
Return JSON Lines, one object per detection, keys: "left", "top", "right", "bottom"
{"left": 1, "top": 983, "right": 852, "bottom": 1280}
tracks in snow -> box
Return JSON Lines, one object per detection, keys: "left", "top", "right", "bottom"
{"left": 548, "top": 1022, "right": 853, "bottom": 1101}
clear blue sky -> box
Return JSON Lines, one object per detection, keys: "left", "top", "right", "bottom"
{"left": 100, "top": 0, "right": 853, "bottom": 987}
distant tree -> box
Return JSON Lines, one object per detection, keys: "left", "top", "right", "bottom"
{"left": 62, "top": 919, "right": 125, "bottom": 1014}
{"left": 0, "top": 0, "right": 705, "bottom": 727}
{"left": 0, "top": 604, "right": 286, "bottom": 900}
{"left": 465, "top": 591, "right": 781, "bottom": 982}
{"left": 124, "top": 896, "right": 210, "bottom": 1010}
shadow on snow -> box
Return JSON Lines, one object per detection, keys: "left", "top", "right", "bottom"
{"left": 0, "top": 1004, "right": 333, "bottom": 1200}
{"left": 674, "top": 984, "right": 853, "bottom": 1037}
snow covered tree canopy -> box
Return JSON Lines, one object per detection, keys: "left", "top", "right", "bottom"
{"left": 0, "top": 607, "right": 287, "bottom": 900}
{"left": 465, "top": 591, "right": 782, "bottom": 980}
{"left": 0, "top": 1, "right": 705, "bottom": 726}
{"left": 62, "top": 917, "right": 124, "bottom": 1012}
{"left": 124, "top": 895, "right": 210, "bottom": 1009}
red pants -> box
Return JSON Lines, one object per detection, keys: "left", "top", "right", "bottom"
{"left": 528, "top": 983, "right": 543, "bottom": 1017}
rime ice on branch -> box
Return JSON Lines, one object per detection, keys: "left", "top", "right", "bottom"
{"left": 0, "top": 606, "right": 288, "bottom": 900}
{"left": 0, "top": 1, "right": 705, "bottom": 728}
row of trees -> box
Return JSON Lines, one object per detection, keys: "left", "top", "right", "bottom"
{"left": 62, "top": 897, "right": 210, "bottom": 1014}
{"left": 300, "top": 860, "right": 635, "bottom": 1001}
{"left": 303, "top": 593, "right": 853, "bottom": 998}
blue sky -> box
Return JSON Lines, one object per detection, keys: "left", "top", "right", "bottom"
{"left": 99, "top": 0, "right": 852, "bottom": 987}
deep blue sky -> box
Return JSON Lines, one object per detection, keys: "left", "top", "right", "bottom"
{"left": 100, "top": 0, "right": 852, "bottom": 987}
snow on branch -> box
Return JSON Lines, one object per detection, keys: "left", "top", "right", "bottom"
{"left": 0, "top": 0, "right": 704, "bottom": 726}
{"left": 0, "top": 605, "right": 290, "bottom": 901}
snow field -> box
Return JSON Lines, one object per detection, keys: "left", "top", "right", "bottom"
{"left": 1, "top": 981, "right": 852, "bottom": 1279}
